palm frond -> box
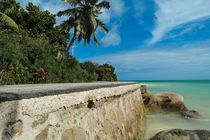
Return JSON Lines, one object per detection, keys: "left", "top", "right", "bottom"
{"left": 77, "top": 33, "right": 83, "bottom": 42}
{"left": 62, "top": 0, "right": 82, "bottom": 6}
{"left": 60, "top": 18, "right": 75, "bottom": 30}
{"left": 57, "top": 7, "right": 81, "bottom": 17}
{"left": 90, "top": 13, "right": 97, "bottom": 29}
{"left": 89, "top": 0, "right": 98, "bottom": 5}
{"left": 96, "top": 19, "right": 108, "bottom": 33}
{"left": 0, "top": 12, "right": 18, "bottom": 29}
{"left": 85, "top": 32, "right": 91, "bottom": 45}
{"left": 93, "top": 32, "right": 99, "bottom": 45}
{"left": 57, "top": 9, "right": 73, "bottom": 17}
{"left": 83, "top": 27, "right": 92, "bottom": 45}
{"left": 96, "top": 1, "right": 110, "bottom": 9}
{"left": 59, "top": 0, "right": 110, "bottom": 53}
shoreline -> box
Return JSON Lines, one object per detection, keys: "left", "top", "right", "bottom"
{"left": 142, "top": 80, "right": 210, "bottom": 139}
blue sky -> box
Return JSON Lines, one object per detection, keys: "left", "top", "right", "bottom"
{"left": 16, "top": 0, "right": 210, "bottom": 80}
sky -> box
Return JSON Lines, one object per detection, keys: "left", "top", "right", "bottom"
{"left": 16, "top": 0, "right": 210, "bottom": 80}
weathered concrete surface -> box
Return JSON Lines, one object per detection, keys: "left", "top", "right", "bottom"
{"left": 0, "top": 82, "right": 145, "bottom": 140}
{"left": 0, "top": 82, "right": 138, "bottom": 103}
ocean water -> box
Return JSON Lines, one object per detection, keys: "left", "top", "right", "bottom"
{"left": 137, "top": 80, "right": 210, "bottom": 139}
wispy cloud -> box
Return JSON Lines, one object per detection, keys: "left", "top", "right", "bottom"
{"left": 98, "top": 0, "right": 126, "bottom": 24}
{"left": 150, "top": 0, "right": 210, "bottom": 44}
{"left": 163, "top": 23, "right": 200, "bottom": 40}
{"left": 101, "top": 23, "right": 121, "bottom": 47}
{"left": 99, "top": 0, "right": 126, "bottom": 47}
{"left": 133, "top": 0, "right": 145, "bottom": 24}
{"left": 110, "top": 0, "right": 125, "bottom": 17}
{"left": 99, "top": 9, "right": 111, "bottom": 24}
{"left": 83, "top": 40, "right": 210, "bottom": 80}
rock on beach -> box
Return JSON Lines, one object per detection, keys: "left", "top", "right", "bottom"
{"left": 141, "top": 85, "right": 200, "bottom": 118}
{"left": 149, "top": 129, "right": 210, "bottom": 140}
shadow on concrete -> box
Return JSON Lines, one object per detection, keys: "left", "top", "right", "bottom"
{"left": 0, "top": 93, "right": 19, "bottom": 140}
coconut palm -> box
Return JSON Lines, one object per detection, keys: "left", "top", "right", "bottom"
{"left": 0, "top": 12, "right": 18, "bottom": 29}
{"left": 57, "top": 0, "right": 110, "bottom": 53}
{"left": 0, "top": 0, "right": 18, "bottom": 29}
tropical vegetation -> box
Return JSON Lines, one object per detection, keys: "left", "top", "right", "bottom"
{"left": 57, "top": 0, "right": 110, "bottom": 53}
{"left": 0, "top": 0, "right": 117, "bottom": 85}
{"left": 0, "top": 0, "right": 18, "bottom": 29}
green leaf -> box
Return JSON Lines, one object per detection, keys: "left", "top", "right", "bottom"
{"left": 96, "top": 19, "right": 108, "bottom": 33}
{"left": 93, "top": 32, "right": 99, "bottom": 45}
{"left": 90, "top": 14, "right": 97, "bottom": 29}
{"left": 0, "top": 12, "right": 18, "bottom": 29}
{"left": 62, "top": 0, "right": 82, "bottom": 6}
{"left": 96, "top": 1, "right": 110, "bottom": 9}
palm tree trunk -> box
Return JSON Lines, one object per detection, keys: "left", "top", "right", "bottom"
{"left": 66, "top": 31, "right": 80, "bottom": 54}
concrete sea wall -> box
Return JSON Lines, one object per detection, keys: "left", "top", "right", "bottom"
{"left": 0, "top": 82, "right": 145, "bottom": 140}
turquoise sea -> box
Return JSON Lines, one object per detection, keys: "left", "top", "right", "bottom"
{"left": 135, "top": 80, "right": 210, "bottom": 139}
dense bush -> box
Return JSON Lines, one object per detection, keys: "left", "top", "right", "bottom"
{"left": 96, "top": 64, "right": 118, "bottom": 81}
{"left": 0, "top": 0, "right": 118, "bottom": 85}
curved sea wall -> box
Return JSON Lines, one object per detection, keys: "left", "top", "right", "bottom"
{"left": 0, "top": 82, "right": 145, "bottom": 140}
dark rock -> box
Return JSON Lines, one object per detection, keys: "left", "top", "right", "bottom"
{"left": 140, "top": 85, "right": 200, "bottom": 119}
{"left": 142, "top": 91, "right": 200, "bottom": 118}
{"left": 144, "top": 92, "right": 188, "bottom": 113}
{"left": 153, "top": 92, "right": 186, "bottom": 110}
{"left": 181, "top": 110, "right": 200, "bottom": 118}
{"left": 140, "top": 85, "right": 147, "bottom": 94}
{"left": 149, "top": 129, "right": 210, "bottom": 140}
{"left": 142, "top": 89, "right": 152, "bottom": 99}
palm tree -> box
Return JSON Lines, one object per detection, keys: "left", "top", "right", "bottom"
{"left": 57, "top": 0, "right": 110, "bottom": 53}
{"left": 0, "top": 12, "right": 18, "bottom": 29}
{"left": 0, "top": 0, "right": 18, "bottom": 29}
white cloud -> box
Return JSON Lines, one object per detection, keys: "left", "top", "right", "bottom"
{"left": 110, "top": 0, "right": 125, "bottom": 17}
{"left": 132, "top": 0, "right": 145, "bottom": 25}
{"left": 99, "top": 0, "right": 125, "bottom": 24}
{"left": 164, "top": 23, "right": 199, "bottom": 40}
{"left": 98, "top": 0, "right": 125, "bottom": 47}
{"left": 83, "top": 40, "right": 210, "bottom": 80}
{"left": 99, "top": 9, "right": 111, "bottom": 24}
{"left": 41, "top": 1, "right": 70, "bottom": 24}
{"left": 150, "top": 0, "right": 210, "bottom": 44}
{"left": 133, "top": 0, "right": 145, "bottom": 18}
{"left": 41, "top": 1, "right": 70, "bottom": 15}
{"left": 179, "top": 24, "right": 195, "bottom": 35}
{"left": 101, "top": 24, "right": 121, "bottom": 47}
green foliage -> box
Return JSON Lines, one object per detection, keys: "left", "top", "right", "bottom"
{"left": 24, "top": 3, "right": 55, "bottom": 36}
{"left": 0, "top": 12, "right": 18, "bottom": 29}
{"left": 0, "top": 0, "right": 117, "bottom": 85}
{"left": 6, "top": 62, "right": 25, "bottom": 84}
{"left": 80, "top": 61, "right": 98, "bottom": 81}
{"left": 0, "top": 0, "right": 19, "bottom": 29}
{"left": 58, "top": 0, "right": 110, "bottom": 52}
{"left": 96, "top": 64, "right": 118, "bottom": 81}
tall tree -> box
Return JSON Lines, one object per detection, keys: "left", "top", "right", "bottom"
{"left": 57, "top": 0, "right": 110, "bottom": 53}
